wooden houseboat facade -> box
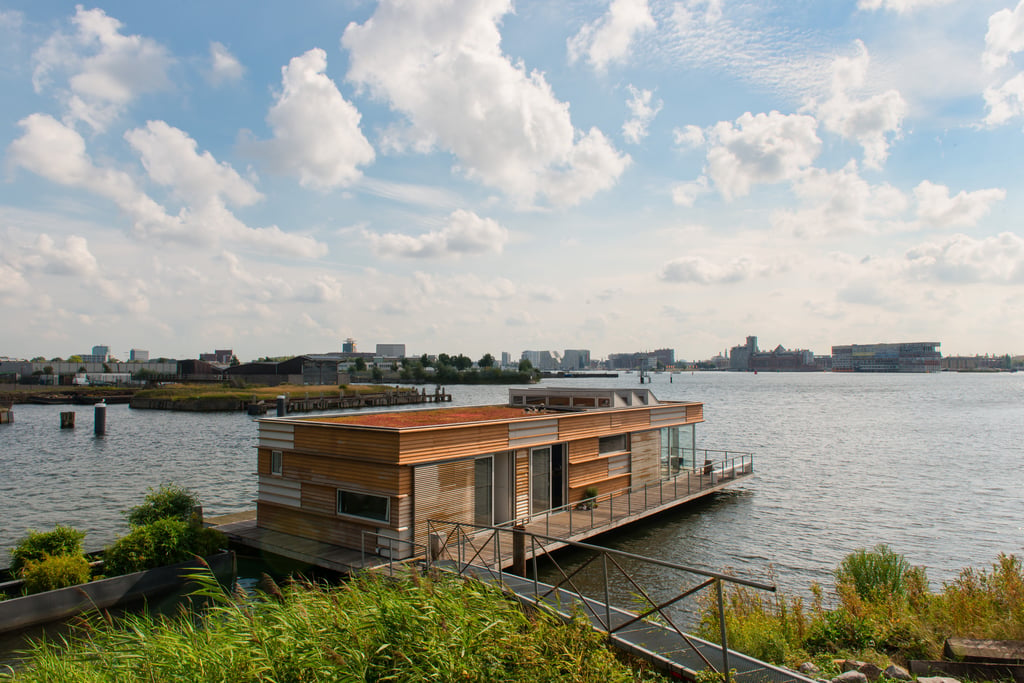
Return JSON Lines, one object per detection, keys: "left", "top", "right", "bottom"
{"left": 255, "top": 387, "right": 746, "bottom": 561}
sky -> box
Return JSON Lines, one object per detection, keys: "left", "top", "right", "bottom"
{"left": 1, "top": 0, "right": 1022, "bottom": 362}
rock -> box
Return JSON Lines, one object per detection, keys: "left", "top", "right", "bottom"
{"left": 799, "top": 662, "right": 822, "bottom": 676}
{"left": 831, "top": 671, "right": 868, "bottom": 683}
{"left": 842, "top": 660, "right": 866, "bottom": 672}
{"left": 883, "top": 664, "right": 912, "bottom": 681}
{"left": 916, "top": 678, "right": 960, "bottom": 683}
{"left": 858, "top": 662, "right": 883, "bottom": 681}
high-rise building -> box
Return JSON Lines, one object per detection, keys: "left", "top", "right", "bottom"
{"left": 561, "top": 349, "right": 591, "bottom": 370}
{"left": 342, "top": 338, "right": 357, "bottom": 353}
{"left": 375, "top": 344, "right": 406, "bottom": 357}
{"left": 129, "top": 349, "right": 149, "bottom": 361}
{"left": 831, "top": 342, "right": 940, "bottom": 372}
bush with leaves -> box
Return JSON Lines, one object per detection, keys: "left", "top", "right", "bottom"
{"left": 9, "top": 525, "right": 86, "bottom": 574}
{"left": 125, "top": 483, "right": 201, "bottom": 528}
{"left": 104, "top": 519, "right": 225, "bottom": 576}
{"left": 20, "top": 554, "right": 91, "bottom": 594}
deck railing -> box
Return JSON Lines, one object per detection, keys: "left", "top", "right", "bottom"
{"left": 500, "top": 449, "right": 753, "bottom": 541}
{"left": 424, "top": 519, "right": 785, "bottom": 682}
{"left": 359, "top": 530, "right": 425, "bottom": 577}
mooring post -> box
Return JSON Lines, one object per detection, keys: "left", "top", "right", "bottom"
{"left": 94, "top": 401, "right": 106, "bottom": 435}
{"left": 511, "top": 524, "right": 526, "bottom": 577}
{"left": 276, "top": 395, "right": 287, "bottom": 417}
{"left": 60, "top": 411, "right": 75, "bottom": 429}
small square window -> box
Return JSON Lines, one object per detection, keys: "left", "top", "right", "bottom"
{"left": 270, "top": 450, "right": 283, "bottom": 475}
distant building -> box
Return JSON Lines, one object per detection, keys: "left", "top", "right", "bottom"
{"left": 521, "top": 350, "right": 559, "bottom": 370}
{"left": 831, "top": 342, "right": 940, "bottom": 372}
{"left": 608, "top": 349, "right": 674, "bottom": 370}
{"left": 501, "top": 352, "right": 511, "bottom": 368}
{"left": 129, "top": 349, "right": 149, "bottom": 362}
{"left": 199, "top": 349, "right": 233, "bottom": 364}
{"left": 375, "top": 343, "right": 406, "bottom": 358}
{"left": 561, "top": 349, "right": 591, "bottom": 371}
{"left": 729, "top": 336, "right": 758, "bottom": 371}
{"left": 940, "top": 354, "right": 1009, "bottom": 371}
{"left": 342, "top": 338, "right": 357, "bottom": 353}
{"left": 81, "top": 344, "right": 110, "bottom": 364}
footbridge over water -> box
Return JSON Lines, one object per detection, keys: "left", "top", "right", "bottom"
{"left": 388, "top": 521, "right": 815, "bottom": 683}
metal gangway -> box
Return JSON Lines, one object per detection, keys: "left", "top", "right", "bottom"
{"left": 423, "top": 520, "right": 815, "bottom": 683}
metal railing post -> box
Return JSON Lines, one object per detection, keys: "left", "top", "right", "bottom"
{"left": 603, "top": 552, "right": 612, "bottom": 639}
{"left": 717, "top": 578, "right": 731, "bottom": 680}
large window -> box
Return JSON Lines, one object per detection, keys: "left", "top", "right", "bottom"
{"left": 660, "top": 425, "right": 694, "bottom": 476}
{"left": 337, "top": 490, "right": 390, "bottom": 523}
{"left": 531, "top": 446, "right": 551, "bottom": 514}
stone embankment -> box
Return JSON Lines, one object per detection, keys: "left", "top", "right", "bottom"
{"left": 799, "top": 660, "right": 979, "bottom": 683}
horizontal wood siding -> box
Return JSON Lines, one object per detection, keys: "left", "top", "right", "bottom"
{"left": 300, "top": 482, "right": 337, "bottom": 516}
{"left": 687, "top": 404, "right": 703, "bottom": 422}
{"left": 649, "top": 405, "right": 689, "bottom": 428}
{"left": 567, "top": 438, "right": 600, "bottom": 464}
{"left": 515, "top": 449, "right": 530, "bottom": 519}
{"left": 557, "top": 413, "right": 613, "bottom": 441}
{"left": 413, "top": 460, "right": 475, "bottom": 549}
{"left": 258, "top": 501, "right": 374, "bottom": 550}
{"left": 508, "top": 419, "right": 558, "bottom": 448}
{"left": 610, "top": 410, "right": 650, "bottom": 431}
{"left": 608, "top": 452, "right": 631, "bottom": 479}
{"left": 399, "top": 424, "right": 509, "bottom": 465}
{"left": 258, "top": 476, "right": 300, "bottom": 507}
{"left": 293, "top": 425, "right": 400, "bottom": 462}
{"left": 630, "top": 429, "right": 661, "bottom": 486}
{"left": 257, "top": 449, "right": 270, "bottom": 475}
{"left": 284, "top": 452, "right": 402, "bottom": 495}
{"left": 569, "top": 459, "right": 608, "bottom": 489}
{"left": 258, "top": 422, "right": 294, "bottom": 449}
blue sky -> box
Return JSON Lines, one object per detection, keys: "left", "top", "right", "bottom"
{"left": 1, "top": 0, "right": 1022, "bottom": 362}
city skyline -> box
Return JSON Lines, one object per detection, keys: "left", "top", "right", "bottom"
{"left": 2, "top": 1, "right": 1023, "bottom": 361}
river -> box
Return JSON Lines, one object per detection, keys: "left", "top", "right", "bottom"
{"left": 2, "top": 372, "right": 1022, "bottom": 598}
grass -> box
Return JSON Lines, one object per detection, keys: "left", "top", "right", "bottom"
{"left": 3, "top": 569, "right": 663, "bottom": 682}
{"left": 696, "top": 547, "right": 1024, "bottom": 672}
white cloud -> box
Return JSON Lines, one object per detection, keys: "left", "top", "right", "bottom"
{"left": 251, "top": 48, "right": 374, "bottom": 189}
{"left": 913, "top": 180, "right": 1006, "bottom": 228}
{"left": 364, "top": 209, "right": 509, "bottom": 258}
{"left": 809, "top": 41, "right": 906, "bottom": 169}
{"left": 659, "top": 255, "right": 768, "bottom": 284}
{"left": 773, "top": 162, "right": 908, "bottom": 237}
{"left": 8, "top": 114, "right": 326, "bottom": 259}
{"left": 32, "top": 6, "right": 172, "bottom": 131}
{"left": 567, "top": 0, "right": 656, "bottom": 72}
{"left": 904, "top": 232, "right": 1024, "bottom": 283}
{"left": 673, "top": 124, "right": 705, "bottom": 149}
{"left": 622, "top": 85, "right": 662, "bottom": 144}
{"left": 342, "top": 0, "right": 629, "bottom": 208}
{"left": 207, "top": 41, "right": 244, "bottom": 85}
{"left": 984, "top": 72, "right": 1024, "bottom": 126}
{"left": 857, "top": 0, "right": 955, "bottom": 12}
{"left": 25, "top": 234, "right": 99, "bottom": 277}
{"left": 984, "top": 1, "right": 1024, "bottom": 71}
{"left": 671, "top": 176, "right": 709, "bottom": 207}
{"left": 704, "top": 111, "right": 821, "bottom": 200}
{"left": 126, "top": 120, "right": 262, "bottom": 208}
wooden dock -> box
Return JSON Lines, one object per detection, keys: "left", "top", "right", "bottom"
{"left": 246, "top": 387, "right": 452, "bottom": 415}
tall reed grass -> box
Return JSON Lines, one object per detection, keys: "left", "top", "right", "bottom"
{"left": 3, "top": 569, "right": 661, "bottom": 682}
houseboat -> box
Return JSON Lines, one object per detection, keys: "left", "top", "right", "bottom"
{"left": 248, "top": 387, "right": 753, "bottom": 568}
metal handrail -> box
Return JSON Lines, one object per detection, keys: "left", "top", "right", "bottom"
{"left": 359, "top": 530, "right": 426, "bottom": 577}
{"left": 425, "top": 518, "right": 775, "bottom": 679}
{"left": 496, "top": 450, "right": 753, "bottom": 539}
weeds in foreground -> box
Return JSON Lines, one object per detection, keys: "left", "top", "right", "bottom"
{"left": 4, "top": 569, "right": 662, "bottom": 682}
{"left": 697, "top": 548, "right": 1024, "bottom": 669}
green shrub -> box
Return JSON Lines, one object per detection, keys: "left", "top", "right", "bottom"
{"left": 20, "top": 554, "right": 91, "bottom": 594}
{"left": 125, "top": 483, "right": 200, "bottom": 528}
{"left": 928, "top": 553, "right": 1024, "bottom": 640}
{"left": 836, "top": 544, "right": 916, "bottom": 602}
{"left": 104, "top": 519, "right": 225, "bottom": 576}
{"left": 9, "top": 525, "right": 86, "bottom": 573}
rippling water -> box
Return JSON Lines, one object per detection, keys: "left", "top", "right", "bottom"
{"left": 3, "top": 373, "right": 1022, "bottom": 600}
